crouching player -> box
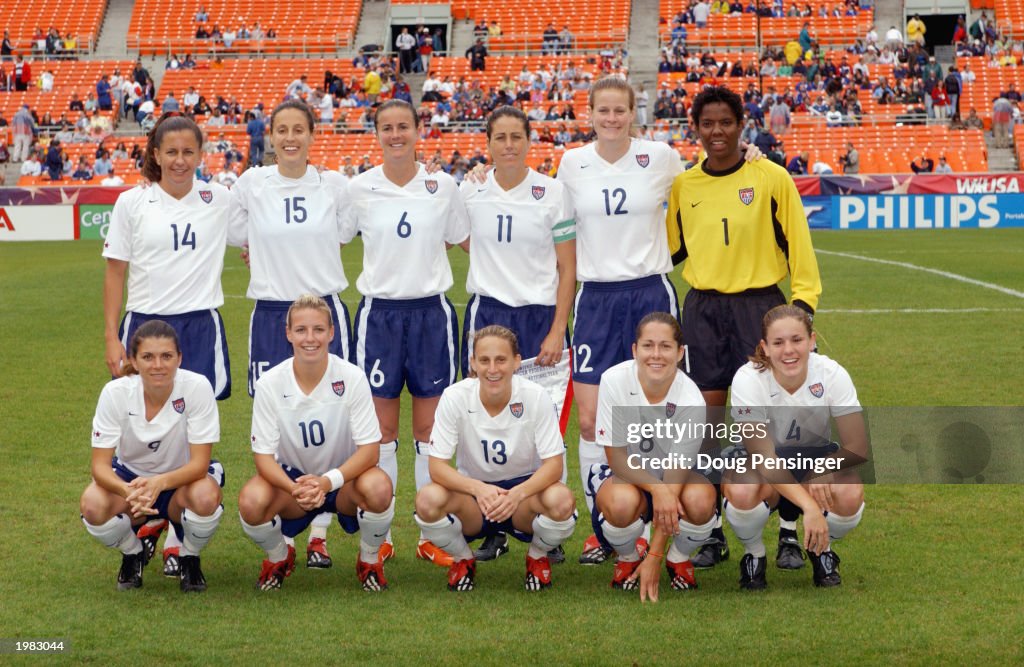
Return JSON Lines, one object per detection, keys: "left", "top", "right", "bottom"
{"left": 238, "top": 295, "right": 394, "bottom": 592}
{"left": 590, "top": 312, "right": 716, "bottom": 593}
{"left": 724, "top": 304, "right": 866, "bottom": 590}
{"left": 415, "top": 326, "right": 576, "bottom": 591}
{"left": 80, "top": 320, "right": 224, "bottom": 593}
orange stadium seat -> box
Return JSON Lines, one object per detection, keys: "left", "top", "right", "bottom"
{"left": 1, "top": 60, "right": 133, "bottom": 126}
{"left": 995, "top": 0, "right": 1023, "bottom": 37}
{"left": 0, "top": 0, "right": 105, "bottom": 52}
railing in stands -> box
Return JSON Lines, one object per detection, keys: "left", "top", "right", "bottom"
{"left": 124, "top": 35, "right": 353, "bottom": 58}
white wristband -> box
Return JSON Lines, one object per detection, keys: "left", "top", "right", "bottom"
{"left": 324, "top": 469, "right": 345, "bottom": 492}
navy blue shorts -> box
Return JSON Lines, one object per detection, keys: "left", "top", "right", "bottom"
{"left": 463, "top": 474, "right": 535, "bottom": 543}
{"left": 571, "top": 274, "right": 680, "bottom": 385}
{"left": 278, "top": 464, "right": 358, "bottom": 539}
{"left": 461, "top": 294, "right": 566, "bottom": 378}
{"left": 248, "top": 295, "right": 351, "bottom": 397}
{"left": 680, "top": 286, "right": 785, "bottom": 391}
{"left": 585, "top": 463, "right": 653, "bottom": 553}
{"left": 353, "top": 295, "right": 458, "bottom": 399}
{"left": 113, "top": 456, "right": 225, "bottom": 540}
{"left": 120, "top": 309, "right": 231, "bottom": 400}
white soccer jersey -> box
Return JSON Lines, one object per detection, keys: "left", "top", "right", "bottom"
{"left": 730, "top": 353, "right": 862, "bottom": 449}
{"left": 430, "top": 375, "right": 564, "bottom": 483}
{"left": 228, "top": 166, "right": 350, "bottom": 300}
{"left": 251, "top": 354, "right": 381, "bottom": 474}
{"left": 91, "top": 369, "right": 220, "bottom": 477}
{"left": 595, "top": 360, "right": 706, "bottom": 469}
{"left": 463, "top": 170, "right": 574, "bottom": 307}
{"left": 557, "top": 139, "right": 682, "bottom": 282}
{"left": 342, "top": 165, "right": 470, "bottom": 299}
{"left": 103, "top": 181, "right": 232, "bottom": 314}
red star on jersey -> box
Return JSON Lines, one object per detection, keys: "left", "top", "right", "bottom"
{"left": 598, "top": 428, "right": 605, "bottom": 436}
{"left": 251, "top": 435, "right": 256, "bottom": 442}
{"left": 94, "top": 430, "right": 101, "bottom": 437}
{"left": 103, "top": 242, "right": 109, "bottom": 248}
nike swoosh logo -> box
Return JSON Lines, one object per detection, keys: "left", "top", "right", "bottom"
{"left": 769, "top": 392, "right": 779, "bottom": 398}
{"left": 629, "top": 391, "right": 639, "bottom": 395}
{"left": 433, "top": 379, "right": 444, "bottom": 385}
{"left": 580, "top": 165, "right": 590, "bottom": 169}
{"left": 371, "top": 186, "right": 381, "bottom": 191}
{"left": 477, "top": 188, "right": 487, "bottom": 192}
{"left": 468, "top": 409, "right": 476, "bottom": 413}
{"left": 690, "top": 201, "right": 701, "bottom": 207}
{"left": 283, "top": 394, "right": 293, "bottom": 398}
{"left": 128, "top": 411, "right": 138, "bottom": 416}
{"left": 686, "top": 536, "right": 705, "bottom": 542}
{"left": 373, "top": 532, "right": 388, "bottom": 538}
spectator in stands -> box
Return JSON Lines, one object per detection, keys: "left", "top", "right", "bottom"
{"left": 195, "top": 161, "right": 212, "bottom": 183}
{"left": 93, "top": 149, "right": 113, "bottom": 177}
{"left": 693, "top": 0, "right": 711, "bottom": 28}
{"left": 931, "top": 81, "right": 951, "bottom": 121}
{"left": 825, "top": 105, "right": 844, "bottom": 127}
{"left": 466, "top": 39, "right": 488, "bottom": 72}
{"left": 136, "top": 97, "right": 155, "bottom": 124}
{"left": 753, "top": 126, "right": 778, "bottom": 155}
{"left": 542, "top": 23, "right": 559, "bottom": 55}
{"left": 69, "top": 92, "right": 85, "bottom": 112}
{"left": 364, "top": 66, "right": 382, "bottom": 104}
{"left": 195, "top": 5, "right": 209, "bottom": 22}
{"left": 193, "top": 95, "right": 212, "bottom": 116}
{"left": 840, "top": 142, "right": 859, "bottom": 174}
{"left": 215, "top": 166, "right": 237, "bottom": 187}
{"left": 962, "top": 107, "right": 983, "bottom": 130}
{"left": 222, "top": 27, "right": 236, "bottom": 49}
{"left": 111, "top": 141, "right": 128, "bottom": 160}
{"left": 72, "top": 155, "right": 93, "bottom": 180}
{"left": 11, "top": 105, "right": 36, "bottom": 162}
{"left": 992, "top": 96, "right": 1014, "bottom": 148}
{"left": 395, "top": 27, "right": 417, "bottom": 74}
{"left": 286, "top": 74, "right": 312, "bottom": 101}
{"left": 1001, "top": 83, "right": 1022, "bottom": 103}
{"left": 242, "top": 110, "right": 264, "bottom": 166}
{"left": 798, "top": 22, "right": 813, "bottom": 54}
{"left": 786, "top": 151, "right": 808, "bottom": 175}
{"left": 40, "top": 69, "right": 54, "bottom": 92}
{"left": 100, "top": 167, "right": 124, "bottom": 186}
{"left": 885, "top": 26, "right": 903, "bottom": 50}
{"left": 906, "top": 14, "right": 926, "bottom": 47}
{"left": 12, "top": 55, "right": 29, "bottom": 92}
{"left": 768, "top": 97, "right": 791, "bottom": 136}
{"left": 162, "top": 91, "right": 181, "bottom": 114}
{"left": 21, "top": 150, "right": 42, "bottom": 176}
{"left": 811, "top": 160, "right": 833, "bottom": 174}
{"left": 910, "top": 155, "right": 934, "bottom": 173}
{"left": 933, "top": 156, "right": 952, "bottom": 174}
{"left": 559, "top": 25, "right": 575, "bottom": 54}
{"left": 1, "top": 30, "right": 11, "bottom": 60}
{"left": 54, "top": 122, "right": 73, "bottom": 145}
{"left": 44, "top": 139, "right": 62, "bottom": 180}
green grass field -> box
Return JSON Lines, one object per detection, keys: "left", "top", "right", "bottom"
{"left": 1, "top": 230, "right": 1022, "bottom": 665}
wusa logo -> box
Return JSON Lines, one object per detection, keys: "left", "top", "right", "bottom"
{"left": 173, "top": 398, "right": 186, "bottom": 413}
{"left": 636, "top": 154, "right": 650, "bottom": 168}
{"left": 739, "top": 187, "right": 754, "bottom": 205}
{"left": 809, "top": 383, "right": 824, "bottom": 398}
{"left": 332, "top": 381, "right": 346, "bottom": 397}
{"left": 199, "top": 190, "right": 213, "bottom": 204}
{"left": 425, "top": 180, "right": 438, "bottom": 194}
{"left": 509, "top": 402, "right": 524, "bottom": 418}
{"left": 532, "top": 185, "right": 546, "bottom": 200}
{"left": 666, "top": 402, "right": 676, "bottom": 418}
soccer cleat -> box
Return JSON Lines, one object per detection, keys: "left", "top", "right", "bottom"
{"left": 691, "top": 535, "right": 730, "bottom": 569}
{"left": 635, "top": 537, "right": 649, "bottom": 559}
{"left": 136, "top": 519, "right": 167, "bottom": 567}
{"left": 356, "top": 559, "right": 388, "bottom": 592}
{"left": 416, "top": 540, "right": 455, "bottom": 568}
{"left": 162, "top": 547, "right": 180, "bottom": 578}
{"left": 739, "top": 554, "right": 768, "bottom": 591}
{"left": 810, "top": 549, "right": 842, "bottom": 587}
{"left": 776, "top": 534, "right": 807, "bottom": 570}
{"left": 447, "top": 558, "right": 476, "bottom": 592}
{"left": 578, "top": 533, "right": 612, "bottom": 565}
{"left": 666, "top": 559, "right": 698, "bottom": 590}
{"left": 611, "top": 557, "right": 643, "bottom": 590}
{"left": 547, "top": 545, "right": 566, "bottom": 564}
{"left": 473, "top": 532, "right": 510, "bottom": 562}
{"left": 378, "top": 541, "right": 395, "bottom": 563}
{"left": 524, "top": 556, "right": 552, "bottom": 591}
{"left": 178, "top": 555, "right": 207, "bottom": 593}
{"left": 257, "top": 545, "right": 296, "bottom": 591}
{"left": 306, "top": 537, "right": 333, "bottom": 569}
{"left": 117, "top": 551, "right": 144, "bottom": 590}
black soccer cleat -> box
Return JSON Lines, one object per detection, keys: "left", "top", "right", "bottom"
{"left": 810, "top": 549, "right": 842, "bottom": 587}
{"left": 739, "top": 554, "right": 768, "bottom": 591}
{"left": 163, "top": 547, "right": 181, "bottom": 578}
{"left": 547, "top": 544, "right": 566, "bottom": 564}
{"left": 178, "top": 555, "right": 208, "bottom": 593}
{"left": 135, "top": 519, "right": 167, "bottom": 567}
{"left": 473, "top": 532, "right": 509, "bottom": 562}
{"left": 117, "top": 551, "right": 144, "bottom": 591}
{"left": 691, "top": 535, "right": 730, "bottom": 569}
{"left": 776, "top": 532, "right": 807, "bottom": 570}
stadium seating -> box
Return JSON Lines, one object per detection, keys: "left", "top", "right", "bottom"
{"left": 0, "top": 0, "right": 106, "bottom": 52}
{"left": 1, "top": 60, "right": 133, "bottom": 127}
{"left": 995, "top": 0, "right": 1023, "bottom": 37}
{"left": 955, "top": 57, "right": 1024, "bottom": 122}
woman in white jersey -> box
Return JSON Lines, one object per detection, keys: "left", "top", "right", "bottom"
{"left": 80, "top": 321, "right": 224, "bottom": 593}
{"left": 586, "top": 312, "right": 716, "bottom": 594}
{"left": 342, "top": 99, "right": 471, "bottom": 567}
{"left": 723, "top": 304, "right": 866, "bottom": 590}
{"left": 461, "top": 105, "right": 576, "bottom": 563}
{"left": 415, "top": 326, "right": 576, "bottom": 591}
{"left": 237, "top": 295, "right": 394, "bottom": 592}
{"left": 228, "top": 99, "right": 354, "bottom": 570}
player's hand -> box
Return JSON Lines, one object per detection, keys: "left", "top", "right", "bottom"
{"left": 240, "top": 243, "right": 251, "bottom": 269}
{"left": 802, "top": 510, "right": 829, "bottom": 556}
{"left": 807, "top": 479, "right": 834, "bottom": 513}
{"left": 105, "top": 337, "right": 127, "bottom": 377}
{"left": 650, "top": 486, "right": 683, "bottom": 537}
{"left": 126, "top": 476, "right": 164, "bottom": 518}
{"left": 292, "top": 477, "right": 325, "bottom": 511}
{"left": 423, "top": 159, "right": 444, "bottom": 175}
{"left": 628, "top": 554, "right": 662, "bottom": 603}
{"left": 536, "top": 332, "right": 564, "bottom": 366}
{"left": 742, "top": 142, "right": 763, "bottom": 162}
{"left": 463, "top": 162, "right": 490, "bottom": 184}
{"left": 473, "top": 482, "right": 507, "bottom": 518}
{"left": 486, "top": 486, "right": 524, "bottom": 523}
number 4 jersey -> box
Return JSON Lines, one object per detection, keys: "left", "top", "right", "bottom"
{"left": 103, "top": 181, "right": 233, "bottom": 314}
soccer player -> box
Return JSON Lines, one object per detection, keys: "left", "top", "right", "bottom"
{"left": 665, "top": 85, "right": 821, "bottom": 569}
{"left": 80, "top": 321, "right": 224, "bottom": 592}
{"left": 342, "top": 99, "right": 471, "bottom": 567}
{"left": 588, "top": 313, "right": 715, "bottom": 592}
{"left": 415, "top": 326, "right": 576, "bottom": 591}
{"left": 723, "top": 304, "right": 865, "bottom": 589}
{"left": 238, "top": 295, "right": 394, "bottom": 591}
{"left": 461, "top": 106, "right": 576, "bottom": 563}
{"left": 228, "top": 99, "right": 354, "bottom": 569}
{"left": 102, "top": 113, "right": 233, "bottom": 577}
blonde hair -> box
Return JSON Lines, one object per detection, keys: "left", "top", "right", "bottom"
{"left": 588, "top": 76, "right": 636, "bottom": 110}
{"left": 286, "top": 294, "right": 332, "bottom": 329}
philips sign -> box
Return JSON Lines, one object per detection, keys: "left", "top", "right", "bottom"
{"left": 835, "top": 194, "right": 1024, "bottom": 230}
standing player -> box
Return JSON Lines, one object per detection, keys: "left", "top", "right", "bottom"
{"left": 237, "top": 295, "right": 394, "bottom": 591}
{"left": 415, "top": 326, "right": 576, "bottom": 591}
{"left": 80, "top": 321, "right": 224, "bottom": 592}
{"left": 342, "top": 99, "right": 471, "bottom": 566}
{"left": 461, "top": 106, "right": 576, "bottom": 563}
{"left": 228, "top": 99, "right": 354, "bottom": 569}
{"left": 588, "top": 313, "right": 716, "bottom": 592}
{"left": 723, "top": 305, "right": 865, "bottom": 589}
{"left": 665, "top": 85, "right": 821, "bottom": 569}
{"left": 102, "top": 113, "right": 233, "bottom": 578}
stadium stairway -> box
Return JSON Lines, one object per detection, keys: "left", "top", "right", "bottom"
{"left": 354, "top": 0, "right": 390, "bottom": 52}
{"left": 451, "top": 14, "right": 476, "bottom": 57}
{"left": 628, "top": 0, "right": 661, "bottom": 88}
{"left": 94, "top": 0, "right": 134, "bottom": 57}
{"left": 985, "top": 138, "right": 1019, "bottom": 172}
{"left": 872, "top": 1, "right": 903, "bottom": 40}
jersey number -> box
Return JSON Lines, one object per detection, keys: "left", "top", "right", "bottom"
{"left": 299, "top": 420, "right": 325, "bottom": 447}
{"left": 170, "top": 223, "right": 195, "bottom": 251}
{"left": 147, "top": 440, "right": 161, "bottom": 452}
{"left": 785, "top": 419, "right": 801, "bottom": 442}
{"left": 481, "top": 439, "right": 508, "bottom": 465}
{"left": 495, "top": 214, "right": 512, "bottom": 243}
{"left": 284, "top": 197, "right": 307, "bottom": 224}
{"left": 722, "top": 217, "right": 730, "bottom": 246}
{"left": 572, "top": 344, "right": 594, "bottom": 374}
{"left": 368, "top": 359, "right": 385, "bottom": 388}
{"left": 602, "top": 188, "right": 628, "bottom": 216}
{"left": 396, "top": 211, "right": 412, "bottom": 238}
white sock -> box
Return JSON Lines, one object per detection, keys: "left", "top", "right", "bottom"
{"left": 164, "top": 524, "right": 182, "bottom": 550}
{"left": 240, "top": 514, "right": 289, "bottom": 563}
{"left": 357, "top": 498, "right": 395, "bottom": 563}
{"left": 669, "top": 516, "right": 716, "bottom": 561}
{"left": 826, "top": 502, "right": 864, "bottom": 543}
{"left": 83, "top": 514, "right": 142, "bottom": 555}
{"left": 415, "top": 513, "right": 473, "bottom": 560}
{"left": 724, "top": 500, "right": 770, "bottom": 558}
{"left": 528, "top": 513, "right": 577, "bottom": 559}
{"left": 378, "top": 440, "right": 398, "bottom": 490}
{"left": 309, "top": 512, "right": 331, "bottom": 541}
{"left": 601, "top": 517, "right": 644, "bottom": 562}
{"left": 779, "top": 518, "right": 798, "bottom": 532}
{"left": 578, "top": 438, "right": 604, "bottom": 514}
{"left": 180, "top": 505, "right": 223, "bottom": 557}
{"left": 414, "top": 440, "right": 432, "bottom": 491}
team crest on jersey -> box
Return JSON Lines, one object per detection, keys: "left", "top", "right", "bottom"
{"left": 636, "top": 154, "right": 650, "bottom": 168}
{"left": 809, "top": 383, "right": 824, "bottom": 398}
{"left": 173, "top": 398, "right": 185, "bottom": 413}
{"left": 509, "top": 402, "right": 524, "bottom": 418}
{"left": 738, "top": 187, "right": 755, "bottom": 205}
{"left": 332, "top": 381, "right": 346, "bottom": 397}
{"left": 532, "top": 185, "right": 546, "bottom": 200}
{"left": 199, "top": 190, "right": 213, "bottom": 204}
{"left": 666, "top": 402, "right": 676, "bottom": 418}
{"left": 425, "top": 179, "right": 438, "bottom": 194}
